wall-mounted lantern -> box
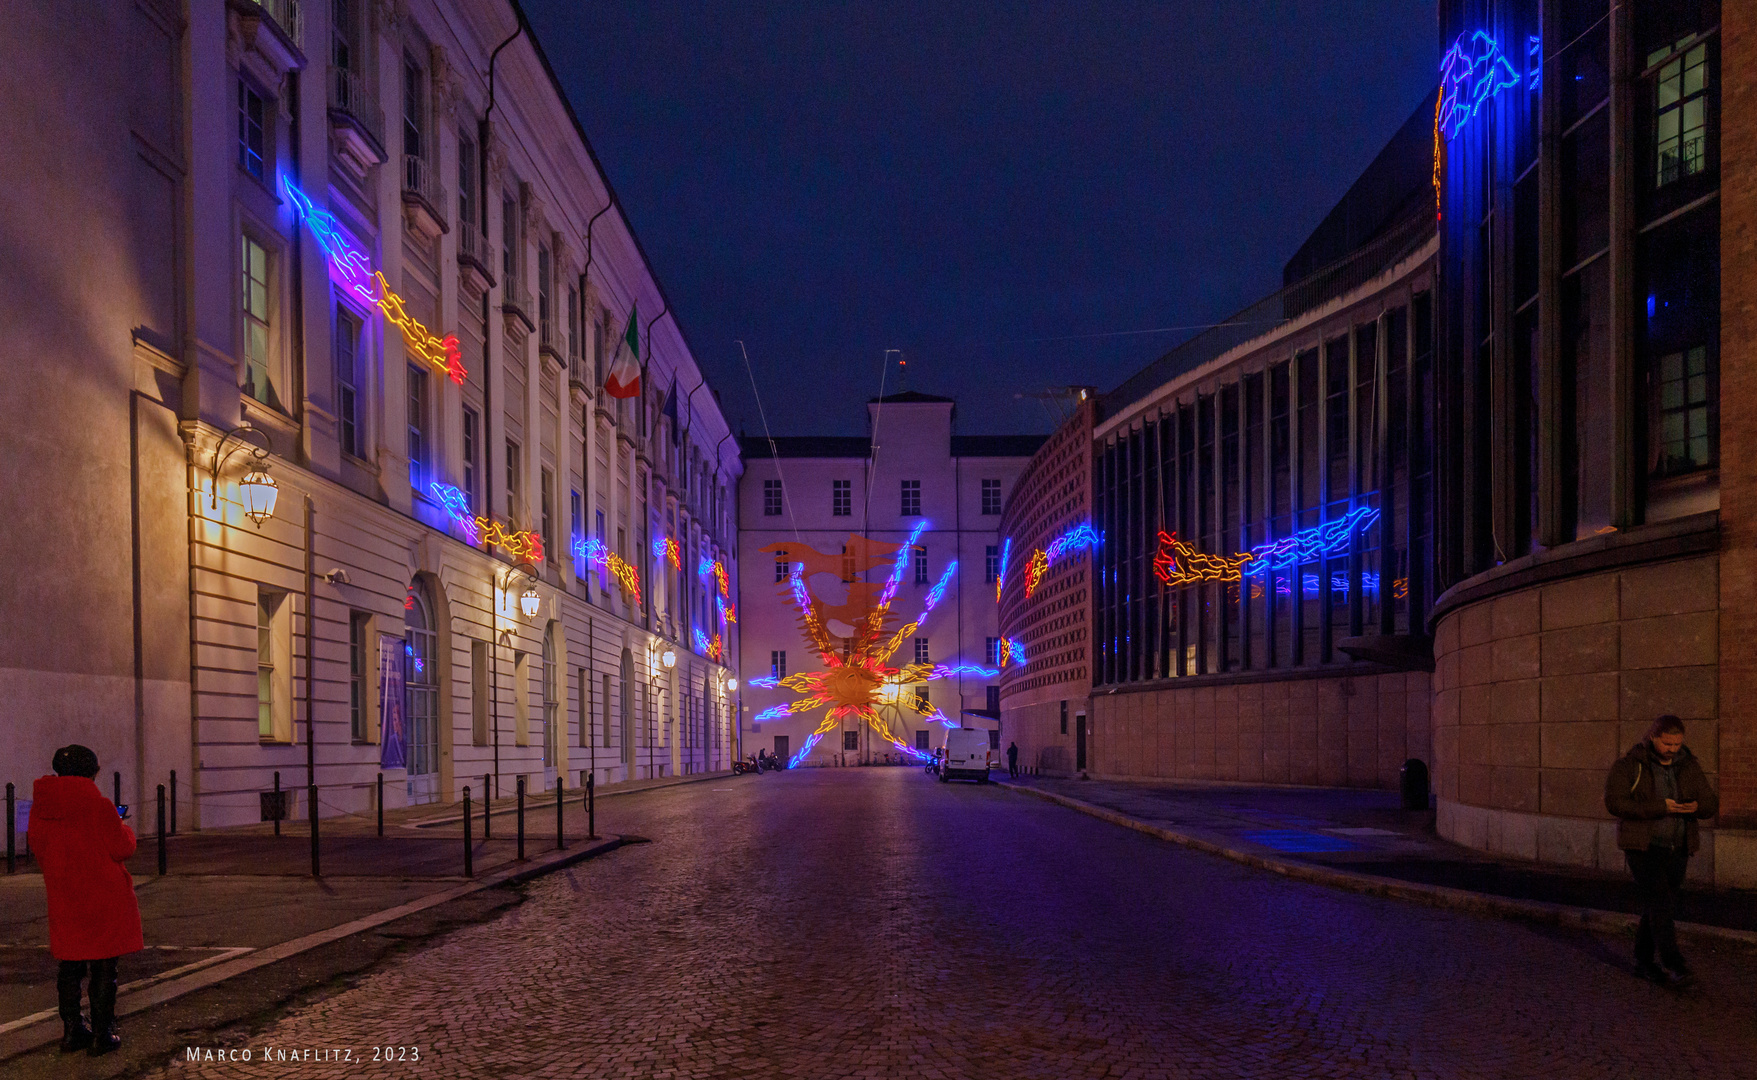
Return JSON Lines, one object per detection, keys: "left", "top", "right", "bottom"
{"left": 661, "top": 648, "right": 678, "bottom": 670}
{"left": 209, "top": 425, "right": 278, "bottom": 528}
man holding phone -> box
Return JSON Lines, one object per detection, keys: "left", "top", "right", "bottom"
{"left": 27, "top": 744, "right": 143, "bottom": 1055}
{"left": 1604, "top": 716, "right": 1719, "bottom": 987}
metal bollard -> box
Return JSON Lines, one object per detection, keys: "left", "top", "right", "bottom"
{"left": 516, "top": 775, "right": 526, "bottom": 862}
{"left": 462, "top": 787, "right": 473, "bottom": 878}
{"left": 308, "top": 784, "right": 321, "bottom": 878}
{"left": 113, "top": 771, "right": 122, "bottom": 810}
{"left": 483, "top": 773, "right": 492, "bottom": 840}
{"left": 156, "top": 784, "right": 166, "bottom": 876}
{"left": 377, "top": 772, "right": 384, "bottom": 837}
{"left": 169, "top": 770, "right": 177, "bottom": 835}
{"left": 555, "top": 777, "right": 565, "bottom": 851}
{"left": 586, "top": 773, "right": 596, "bottom": 839}
{"left": 6, "top": 782, "right": 14, "bottom": 875}
{"left": 273, "top": 771, "right": 281, "bottom": 837}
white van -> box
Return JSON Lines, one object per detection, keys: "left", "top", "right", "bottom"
{"left": 939, "top": 728, "right": 993, "bottom": 783}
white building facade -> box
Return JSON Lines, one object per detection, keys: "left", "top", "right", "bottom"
{"left": 736, "top": 394, "right": 1041, "bottom": 765}
{"left": 0, "top": 0, "right": 739, "bottom": 828}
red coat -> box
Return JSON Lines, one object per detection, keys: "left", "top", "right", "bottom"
{"left": 27, "top": 776, "right": 144, "bottom": 961}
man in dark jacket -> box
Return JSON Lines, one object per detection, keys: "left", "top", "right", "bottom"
{"left": 27, "top": 745, "right": 144, "bottom": 1055}
{"left": 1006, "top": 741, "right": 1020, "bottom": 778}
{"left": 1604, "top": 715, "right": 1718, "bottom": 986}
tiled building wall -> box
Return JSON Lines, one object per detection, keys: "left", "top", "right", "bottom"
{"left": 1090, "top": 671, "right": 1429, "bottom": 788}
{"left": 1430, "top": 556, "right": 1721, "bottom": 881}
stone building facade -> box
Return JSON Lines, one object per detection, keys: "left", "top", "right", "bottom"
{"left": 1429, "top": 0, "right": 1756, "bottom": 885}
{"left": 737, "top": 394, "right": 1040, "bottom": 765}
{"left": 0, "top": 0, "right": 739, "bottom": 829}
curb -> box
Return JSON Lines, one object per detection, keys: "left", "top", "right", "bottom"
{"left": 999, "top": 781, "right": 1757, "bottom": 949}
{"left": 0, "top": 835, "right": 626, "bottom": 1063}
{"left": 406, "top": 769, "right": 740, "bottom": 829}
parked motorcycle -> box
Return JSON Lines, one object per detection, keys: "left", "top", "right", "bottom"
{"left": 732, "top": 757, "right": 759, "bottom": 776}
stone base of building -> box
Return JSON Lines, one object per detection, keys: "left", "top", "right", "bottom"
{"left": 1438, "top": 798, "right": 1757, "bottom": 890}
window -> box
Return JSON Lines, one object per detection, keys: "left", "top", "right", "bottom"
{"left": 457, "top": 135, "right": 477, "bottom": 231}
{"left": 256, "top": 588, "right": 291, "bottom": 742}
{"left": 843, "top": 730, "right": 859, "bottom": 752}
{"left": 237, "top": 80, "right": 265, "bottom": 180}
{"left": 901, "top": 479, "right": 921, "bottom": 516}
{"left": 914, "top": 637, "right": 930, "bottom": 665}
{"left": 770, "top": 650, "right": 786, "bottom": 679}
{"left": 240, "top": 234, "right": 276, "bottom": 407}
{"left": 349, "top": 612, "right": 371, "bottom": 741}
{"left": 1652, "top": 346, "right": 1711, "bottom": 476}
{"left": 332, "top": 0, "right": 360, "bottom": 74}
{"left": 505, "top": 440, "right": 521, "bottom": 523}
{"left": 402, "top": 55, "right": 425, "bottom": 163}
{"left": 913, "top": 546, "right": 928, "bottom": 585}
{"left": 985, "top": 637, "right": 1000, "bottom": 667}
{"left": 567, "top": 286, "right": 580, "bottom": 365}
{"left": 774, "top": 553, "right": 789, "bottom": 583}
{"left": 502, "top": 196, "right": 519, "bottom": 287}
{"left": 407, "top": 365, "right": 429, "bottom": 492}
{"left": 541, "top": 467, "right": 555, "bottom": 561}
{"left": 471, "top": 640, "right": 488, "bottom": 746}
{"left": 538, "top": 244, "right": 552, "bottom": 342}
{"left": 986, "top": 686, "right": 1000, "bottom": 713}
{"left": 335, "top": 307, "right": 362, "bottom": 458}
{"left": 462, "top": 407, "right": 479, "bottom": 512}
{"left": 914, "top": 685, "right": 929, "bottom": 710}
{"left": 984, "top": 544, "right": 1000, "bottom": 584}
{"left": 1060, "top": 700, "right": 1068, "bottom": 735}
{"left": 571, "top": 491, "right": 581, "bottom": 565}
{"left": 981, "top": 478, "right": 1002, "bottom": 515}
{"left": 764, "top": 479, "right": 783, "bottom": 516}
{"left": 832, "top": 479, "right": 851, "bottom": 517}
{"left": 1652, "top": 40, "right": 1709, "bottom": 188}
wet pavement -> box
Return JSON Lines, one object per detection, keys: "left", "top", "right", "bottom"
{"left": 142, "top": 767, "right": 1757, "bottom": 1080}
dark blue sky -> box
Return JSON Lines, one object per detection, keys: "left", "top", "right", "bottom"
{"left": 520, "top": 1, "right": 1439, "bottom": 437}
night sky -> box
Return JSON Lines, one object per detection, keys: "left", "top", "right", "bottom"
{"left": 519, "top": 1, "right": 1439, "bottom": 438}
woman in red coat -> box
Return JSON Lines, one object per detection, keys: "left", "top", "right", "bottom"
{"left": 28, "top": 744, "right": 143, "bottom": 1055}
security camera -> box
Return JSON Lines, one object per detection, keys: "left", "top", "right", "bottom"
{"left": 323, "top": 568, "right": 351, "bottom": 586}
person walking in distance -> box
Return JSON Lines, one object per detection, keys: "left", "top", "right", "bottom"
{"left": 1604, "top": 716, "right": 1718, "bottom": 986}
{"left": 1006, "top": 741, "right": 1020, "bottom": 779}
{"left": 27, "top": 745, "right": 144, "bottom": 1054}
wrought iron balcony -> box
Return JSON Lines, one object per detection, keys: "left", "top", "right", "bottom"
{"left": 458, "top": 220, "right": 497, "bottom": 292}
{"left": 328, "top": 67, "right": 386, "bottom": 171}
{"left": 401, "top": 154, "right": 448, "bottom": 238}
{"left": 501, "top": 278, "right": 536, "bottom": 333}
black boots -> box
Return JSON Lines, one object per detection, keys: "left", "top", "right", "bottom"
{"left": 56, "top": 961, "right": 92, "bottom": 1052}
{"left": 88, "top": 958, "right": 121, "bottom": 1056}
{"left": 56, "top": 958, "right": 121, "bottom": 1055}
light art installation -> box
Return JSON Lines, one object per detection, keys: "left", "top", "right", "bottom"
{"left": 693, "top": 628, "right": 725, "bottom": 663}
{"left": 1438, "top": 32, "right": 1520, "bottom": 141}
{"left": 1020, "top": 522, "right": 1102, "bottom": 598}
{"left": 755, "top": 523, "right": 976, "bottom": 768}
{"left": 1152, "top": 506, "right": 1380, "bottom": 588}
{"left": 994, "top": 538, "right": 1012, "bottom": 604}
{"left": 652, "top": 536, "right": 682, "bottom": 571}
{"left": 430, "top": 482, "right": 543, "bottom": 561}
{"left": 285, "top": 180, "right": 464, "bottom": 385}
{"left": 574, "top": 536, "right": 642, "bottom": 605}
{"left": 998, "top": 637, "right": 1027, "bottom": 668}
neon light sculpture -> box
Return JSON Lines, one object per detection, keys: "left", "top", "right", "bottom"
{"left": 712, "top": 560, "right": 730, "bottom": 599}
{"left": 573, "top": 536, "right": 642, "bottom": 605}
{"left": 430, "top": 482, "right": 543, "bottom": 560}
{"left": 999, "top": 637, "right": 1028, "bottom": 668}
{"left": 285, "top": 180, "right": 464, "bottom": 385}
{"left": 995, "top": 538, "right": 1012, "bottom": 604}
{"left": 653, "top": 536, "right": 681, "bottom": 571}
{"left": 1438, "top": 32, "right": 1519, "bottom": 140}
{"left": 1023, "top": 522, "right": 1102, "bottom": 599}
{"left": 1152, "top": 507, "right": 1379, "bottom": 588}
{"left": 693, "top": 628, "right": 725, "bottom": 663}
{"left": 754, "top": 523, "right": 981, "bottom": 768}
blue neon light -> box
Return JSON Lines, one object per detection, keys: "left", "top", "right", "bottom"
{"left": 746, "top": 676, "right": 779, "bottom": 690}
{"left": 924, "top": 562, "right": 957, "bottom": 612}
{"left": 755, "top": 704, "right": 793, "bottom": 723}
{"left": 930, "top": 664, "right": 999, "bottom": 680}
{"left": 1438, "top": 31, "right": 1520, "bottom": 140}
{"left": 1045, "top": 522, "right": 1103, "bottom": 564}
{"left": 1526, "top": 34, "right": 1541, "bottom": 90}
{"left": 1242, "top": 506, "right": 1380, "bottom": 577}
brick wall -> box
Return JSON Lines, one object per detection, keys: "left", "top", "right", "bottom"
{"left": 1090, "top": 670, "right": 1430, "bottom": 788}
{"left": 1717, "top": 0, "right": 1757, "bottom": 829}
{"left": 1432, "top": 556, "right": 1720, "bottom": 823}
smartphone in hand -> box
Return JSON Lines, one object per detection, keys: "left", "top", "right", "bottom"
{"left": 117, "top": 804, "right": 129, "bottom": 820}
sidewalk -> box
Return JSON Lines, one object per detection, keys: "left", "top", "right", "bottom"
{"left": 0, "top": 769, "right": 739, "bottom": 1061}
{"left": 1000, "top": 775, "right": 1757, "bottom": 941}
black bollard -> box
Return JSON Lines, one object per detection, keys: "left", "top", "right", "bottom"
{"left": 586, "top": 773, "right": 596, "bottom": 839}
{"left": 377, "top": 772, "right": 384, "bottom": 837}
{"left": 113, "top": 771, "right": 122, "bottom": 810}
{"left": 169, "top": 769, "right": 177, "bottom": 834}
{"left": 462, "top": 786, "right": 473, "bottom": 878}
{"left": 555, "top": 777, "right": 565, "bottom": 851}
{"left": 156, "top": 784, "right": 167, "bottom": 876}
{"left": 5, "top": 782, "right": 14, "bottom": 875}
{"left": 308, "top": 784, "right": 320, "bottom": 878}
{"left": 516, "top": 775, "right": 526, "bottom": 862}
{"left": 273, "top": 771, "right": 281, "bottom": 837}
{"left": 483, "top": 773, "right": 491, "bottom": 840}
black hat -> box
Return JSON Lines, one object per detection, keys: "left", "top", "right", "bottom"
{"left": 52, "top": 745, "right": 100, "bottom": 779}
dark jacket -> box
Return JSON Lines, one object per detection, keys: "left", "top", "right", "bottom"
{"left": 26, "top": 776, "right": 144, "bottom": 960}
{"left": 1603, "top": 741, "right": 1718, "bottom": 854}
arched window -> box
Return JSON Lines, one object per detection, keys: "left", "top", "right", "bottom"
{"left": 541, "top": 623, "right": 559, "bottom": 771}
{"left": 404, "top": 580, "right": 440, "bottom": 803}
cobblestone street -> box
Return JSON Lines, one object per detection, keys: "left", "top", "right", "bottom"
{"left": 152, "top": 770, "right": 1757, "bottom": 1079}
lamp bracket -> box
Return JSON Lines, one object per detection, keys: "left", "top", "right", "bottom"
{"left": 208, "top": 424, "right": 273, "bottom": 508}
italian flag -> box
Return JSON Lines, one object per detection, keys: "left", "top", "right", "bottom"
{"left": 604, "top": 304, "right": 641, "bottom": 399}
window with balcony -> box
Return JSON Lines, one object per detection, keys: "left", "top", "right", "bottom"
{"left": 1651, "top": 39, "right": 1709, "bottom": 188}
{"left": 402, "top": 55, "right": 425, "bottom": 164}
{"left": 538, "top": 244, "right": 553, "bottom": 349}
{"left": 981, "top": 478, "right": 1002, "bottom": 515}
{"left": 901, "top": 479, "right": 921, "bottom": 516}
{"left": 237, "top": 79, "right": 266, "bottom": 180}
{"left": 502, "top": 195, "right": 519, "bottom": 289}
{"left": 458, "top": 135, "right": 477, "bottom": 233}
{"left": 336, "top": 306, "right": 362, "bottom": 457}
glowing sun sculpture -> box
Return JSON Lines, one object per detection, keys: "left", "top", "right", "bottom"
{"left": 750, "top": 523, "right": 994, "bottom": 768}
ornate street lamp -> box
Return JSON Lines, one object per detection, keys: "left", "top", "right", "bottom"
{"left": 661, "top": 648, "right": 677, "bottom": 670}
{"left": 725, "top": 677, "right": 738, "bottom": 691}
{"left": 209, "top": 424, "right": 278, "bottom": 528}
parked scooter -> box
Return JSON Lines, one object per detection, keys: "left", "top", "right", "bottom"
{"left": 732, "top": 756, "right": 759, "bottom": 775}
